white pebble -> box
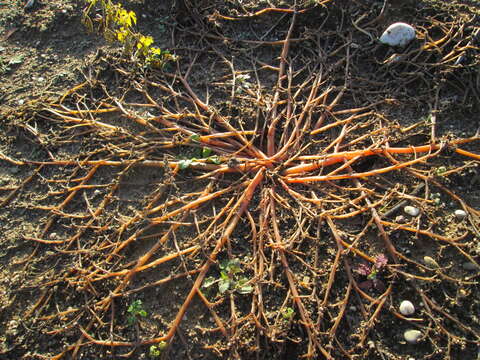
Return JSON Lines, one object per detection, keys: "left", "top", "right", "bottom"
{"left": 49, "top": 232, "right": 57, "bottom": 240}
{"left": 404, "top": 329, "right": 422, "bottom": 344}
{"left": 404, "top": 205, "right": 420, "bottom": 217}
{"left": 454, "top": 209, "right": 467, "bottom": 220}
{"left": 380, "top": 22, "right": 416, "bottom": 47}
{"left": 399, "top": 300, "right": 415, "bottom": 316}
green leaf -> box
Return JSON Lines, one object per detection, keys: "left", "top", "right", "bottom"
{"left": 202, "top": 276, "right": 217, "bottom": 288}
{"left": 190, "top": 134, "right": 200, "bottom": 142}
{"left": 218, "top": 278, "right": 231, "bottom": 294}
{"left": 282, "top": 307, "right": 294, "bottom": 320}
{"left": 207, "top": 155, "right": 221, "bottom": 164}
{"left": 128, "top": 299, "right": 142, "bottom": 313}
{"left": 139, "top": 310, "right": 147, "bottom": 317}
{"left": 219, "top": 271, "right": 229, "bottom": 280}
{"left": 202, "top": 147, "right": 212, "bottom": 158}
{"left": 219, "top": 259, "right": 229, "bottom": 270}
{"left": 236, "top": 276, "right": 253, "bottom": 294}
{"left": 150, "top": 345, "right": 161, "bottom": 357}
{"left": 227, "top": 259, "right": 241, "bottom": 274}
{"left": 179, "top": 159, "right": 192, "bottom": 170}
{"left": 237, "top": 285, "right": 253, "bottom": 294}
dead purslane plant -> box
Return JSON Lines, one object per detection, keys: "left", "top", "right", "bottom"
{"left": 5, "top": 2, "right": 480, "bottom": 359}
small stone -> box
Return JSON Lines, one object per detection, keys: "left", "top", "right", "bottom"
{"left": 404, "top": 329, "right": 422, "bottom": 344}
{"left": 404, "top": 205, "right": 420, "bottom": 217}
{"left": 37, "top": 77, "right": 45, "bottom": 82}
{"left": 49, "top": 232, "right": 57, "bottom": 240}
{"left": 454, "top": 209, "right": 467, "bottom": 220}
{"left": 395, "top": 215, "right": 406, "bottom": 223}
{"left": 18, "top": 99, "right": 25, "bottom": 105}
{"left": 462, "top": 262, "right": 478, "bottom": 271}
{"left": 424, "top": 256, "right": 439, "bottom": 268}
{"left": 380, "top": 23, "right": 416, "bottom": 47}
{"left": 399, "top": 300, "right": 415, "bottom": 316}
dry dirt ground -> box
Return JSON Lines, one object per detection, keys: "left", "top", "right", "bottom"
{"left": 0, "top": 0, "right": 480, "bottom": 359}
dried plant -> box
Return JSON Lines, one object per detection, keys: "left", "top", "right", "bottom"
{"left": 4, "top": 1, "right": 480, "bottom": 359}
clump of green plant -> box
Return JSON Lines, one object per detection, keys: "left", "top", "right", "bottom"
{"left": 281, "top": 307, "right": 294, "bottom": 321}
{"left": 178, "top": 140, "right": 222, "bottom": 170}
{"left": 149, "top": 342, "right": 167, "bottom": 358}
{"left": 127, "top": 299, "right": 147, "bottom": 325}
{"left": 203, "top": 259, "right": 253, "bottom": 295}
{"left": 82, "top": 0, "right": 175, "bottom": 67}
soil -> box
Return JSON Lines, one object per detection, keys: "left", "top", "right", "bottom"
{"left": 0, "top": 0, "right": 479, "bottom": 359}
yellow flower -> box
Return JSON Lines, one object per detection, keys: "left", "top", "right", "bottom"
{"left": 116, "top": 27, "right": 128, "bottom": 42}
{"left": 137, "top": 35, "right": 154, "bottom": 49}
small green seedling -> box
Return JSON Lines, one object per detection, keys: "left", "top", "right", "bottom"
{"left": 281, "top": 307, "right": 294, "bottom": 320}
{"left": 178, "top": 141, "right": 222, "bottom": 170}
{"left": 435, "top": 166, "right": 447, "bottom": 176}
{"left": 127, "top": 299, "right": 147, "bottom": 325}
{"left": 203, "top": 258, "right": 253, "bottom": 295}
{"left": 149, "top": 341, "right": 167, "bottom": 357}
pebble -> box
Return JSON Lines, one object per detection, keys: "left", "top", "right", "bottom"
{"left": 404, "top": 205, "right": 420, "bottom": 217}
{"left": 395, "top": 215, "right": 406, "bottom": 223}
{"left": 423, "top": 256, "right": 439, "bottom": 268}
{"left": 380, "top": 23, "right": 416, "bottom": 47}
{"left": 399, "top": 300, "right": 415, "bottom": 316}
{"left": 49, "top": 232, "right": 57, "bottom": 240}
{"left": 463, "top": 262, "right": 478, "bottom": 271}
{"left": 404, "top": 329, "right": 422, "bottom": 344}
{"left": 454, "top": 209, "right": 467, "bottom": 220}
